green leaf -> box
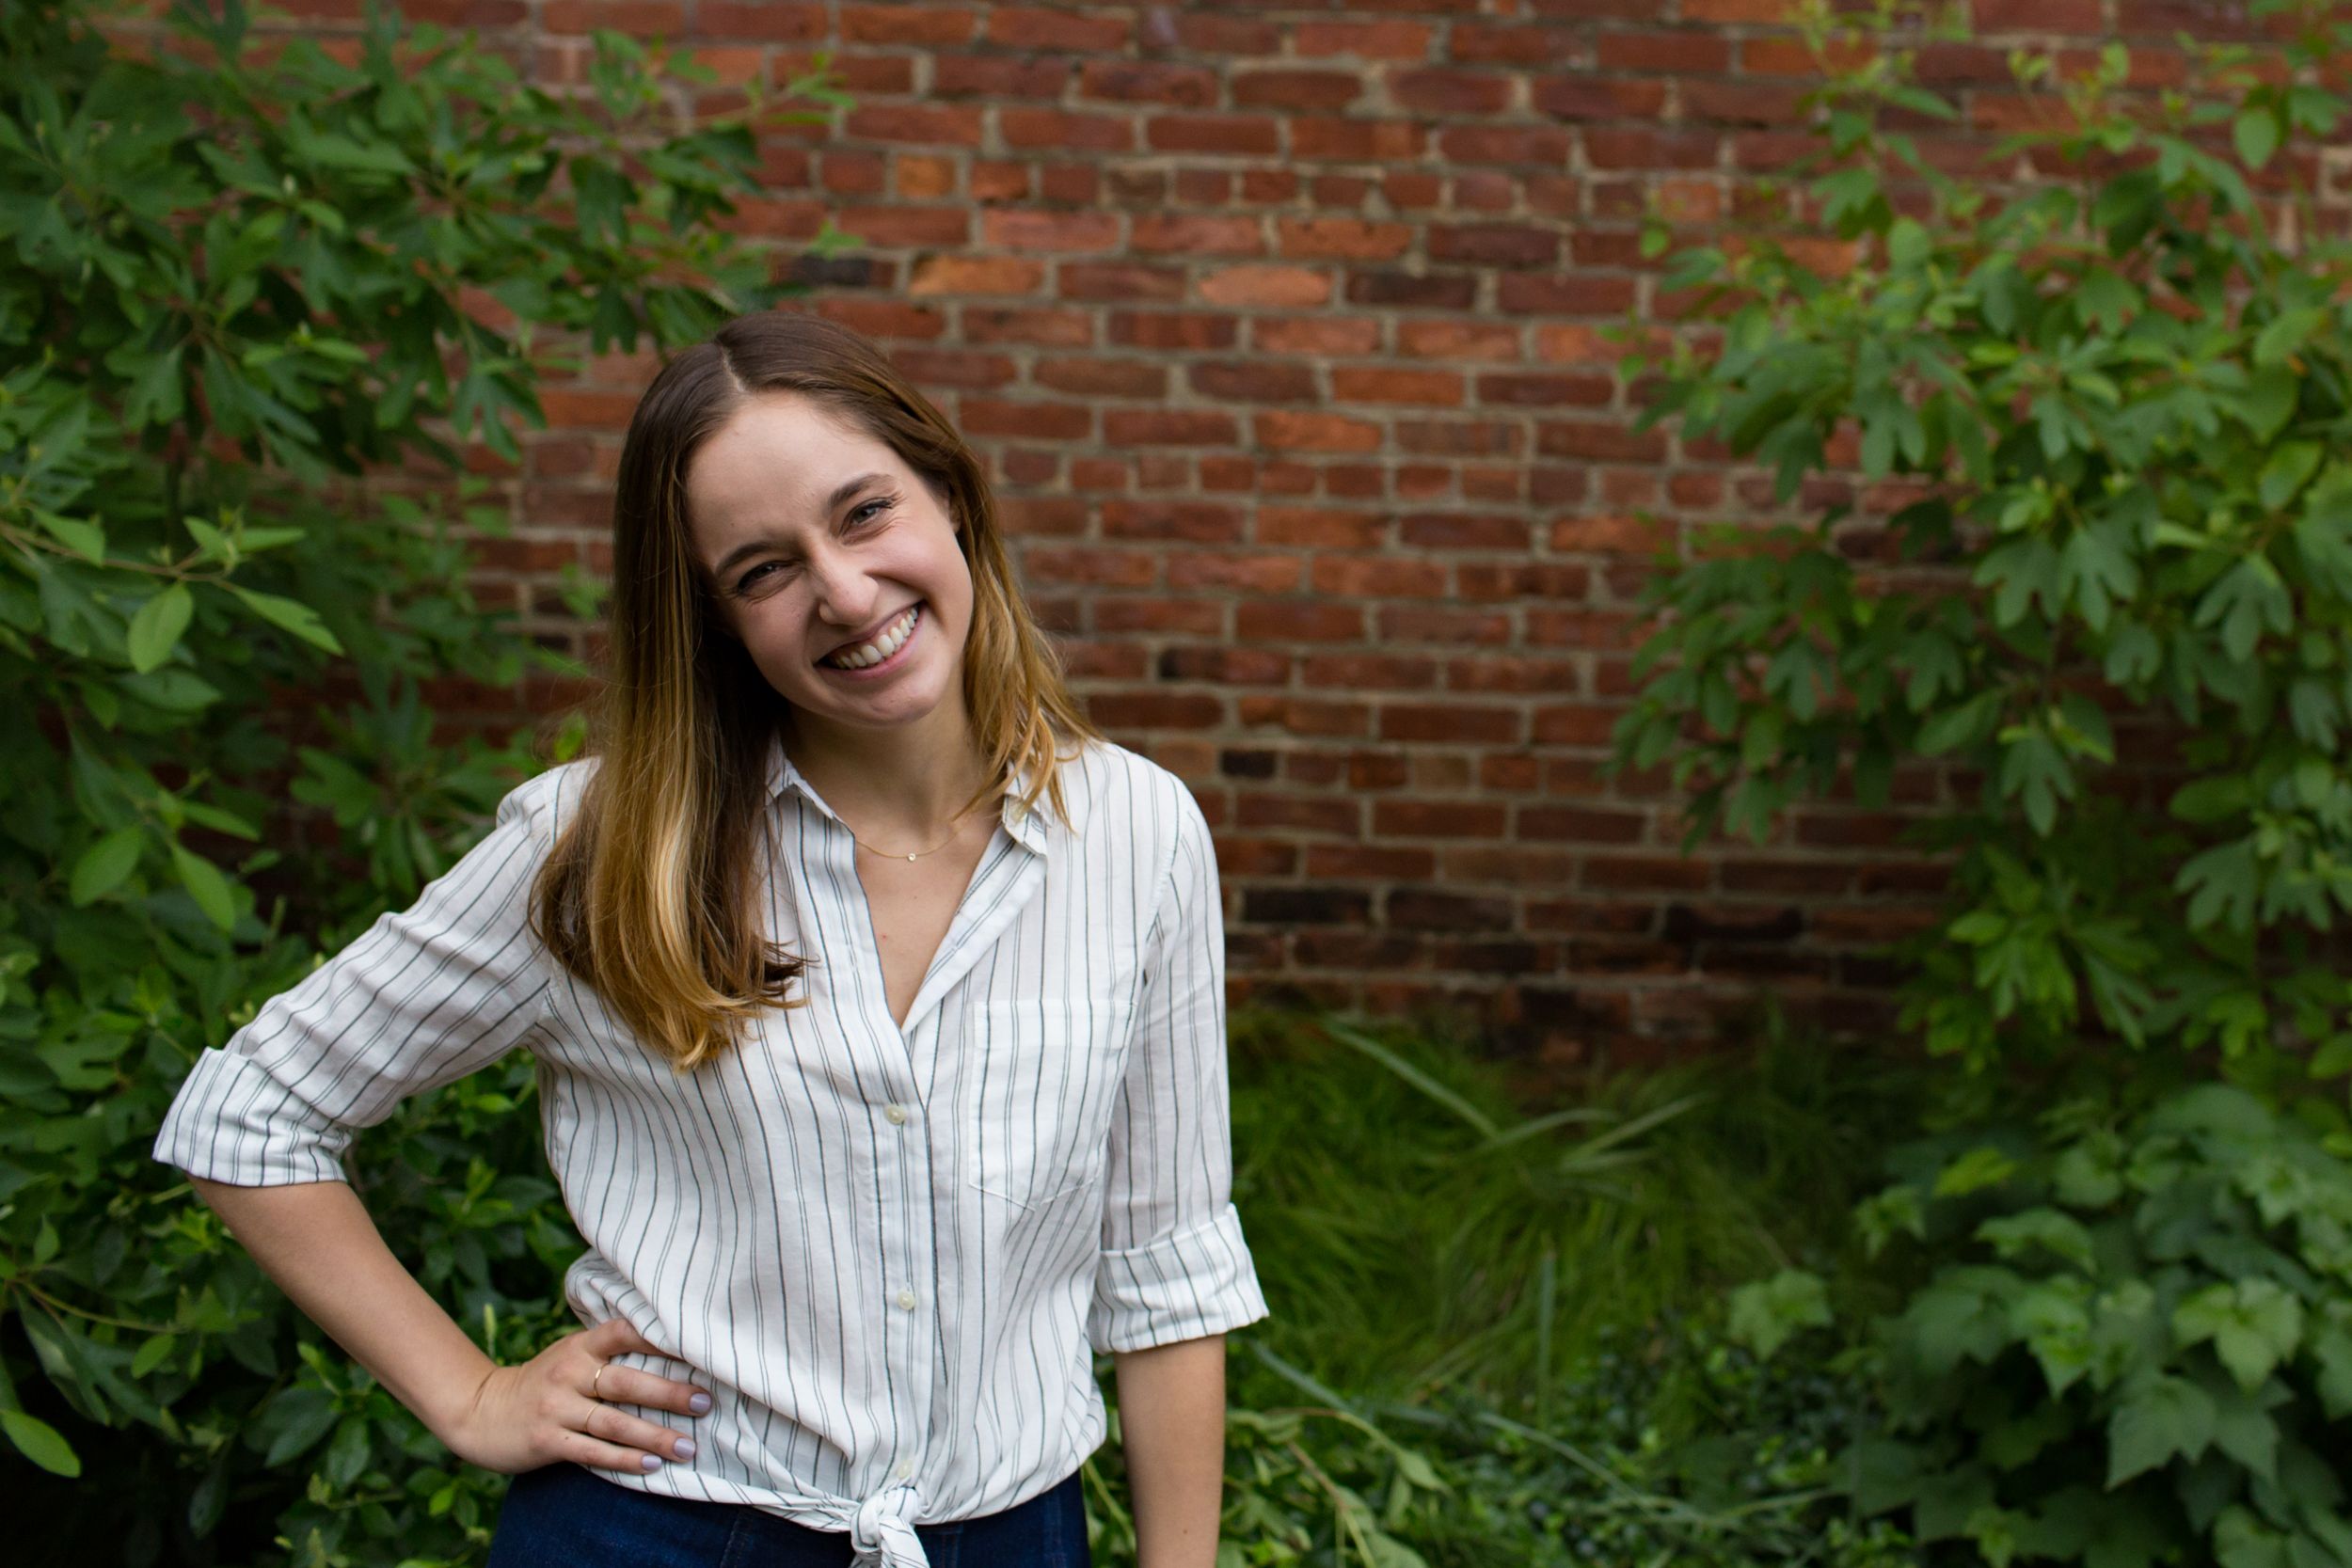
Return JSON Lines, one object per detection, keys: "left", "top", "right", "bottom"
{"left": 2106, "top": 1371, "right": 2216, "bottom": 1486}
{"left": 1978, "top": 1209, "right": 2095, "bottom": 1272}
{"left": 125, "top": 583, "right": 193, "bottom": 673}
{"left": 225, "top": 585, "right": 343, "bottom": 655}
{"left": 2234, "top": 107, "right": 2281, "bottom": 170}
{"left": 2173, "top": 1281, "right": 2302, "bottom": 1392}
{"left": 1726, "top": 1268, "right": 1832, "bottom": 1359}
{"left": 69, "top": 828, "right": 144, "bottom": 906}
{"left": 170, "top": 845, "right": 235, "bottom": 930}
{"left": 2260, "top": 443, "right": 2323, "bottom": 511}
{"left": 35, "top": 510, "right": 106, "bottom": 564}
{"left": 1936, "top": 1146, "right": 2019, "bottom": 1197}
{"left": 0, "top": 1409, "right": 81, "bottom": 1478}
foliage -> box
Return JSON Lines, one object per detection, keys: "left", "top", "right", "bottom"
{"left": 1228, "top": 1009, "right": 1907, "bottom": 1402}
{"left": 1747, "top": 1085, "right": 2352, "bottom": 1568}
{"left": 1613, "top": 0, "right": 2352, "bottom": 1091}
{"left": 0, "top": 0, "right": 834, "bottom": 1559}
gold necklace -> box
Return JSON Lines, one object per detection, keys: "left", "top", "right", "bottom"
{"left": 847, "top": 817, "right": 966, "bottom": 863}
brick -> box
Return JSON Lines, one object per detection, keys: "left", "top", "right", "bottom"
{"left": 846, "top": 105, "right": 983, "bottom": 146}
{"left": 1035, "top": 357, "right": 1166, "bottom": 397}
{"left": 700, "top": 2, "right": 826, "bottom": 40}
{"left": 1148, "top": 116, "right": 1280, "bottom": 155}
{"left": 1168, "top": 553, "right": 1304, "bottom": 592}
{"left": 1398, "top": 320, "right": 1521, "bottom": 360}
{"left": 1255, "top": 412, "right": 1383, "bottom": 452}
{"left": 908, "top": 256, "right": 1041, "bottom": 295}
{"left": 1430, "top": 225, "right": 1560, "bottom": 267}
{"left": 1296, "top": 20, "right": 1435, "bottom": 58}
{"left": 1276, "top": 217, "right": 1414, "bottom": 261}
{"left": 989, "top": 7, "right": 1127, "bottom": 49}
{"left": 1500, "top": 274, "right": 1638, "bottom": 313}
{"left": 1081, "top": 60, "right": 1219, "bottom": 106}
{"left": 982, "top": 209, "right": 1121, "bottom": 252}
{"left": 1257, "top": 506, "right": 1386, "bottom": 549}
{"left": 931, "top": 55, "right": 1068, "bottom": 98}
{"left": 839, "top": 5, "right": 974, "bottom": 44}
{"left": 1312, "top": 557, "right": 1449, "bottom": 596}
{"left": 1234, "top": 71, "right": 1365, "bottom": 110}
{"left": 1976, "top": 0, "right": 2102, "bottom": 29}
{"left": 1536, "top": 420, "right": 1669, "bottom": 462}
{"left": 1291, "top": 119, "right": 1427, "bottom": 161}
{"left": 1190, "top": 362, "right": 1318, "bottom": 402}
{"left": 1243, "top": 887, "right": 1372, "bottom": 926}
{"left": 1438, "top": 126, "right": 1573, "bottom": 165}
{"left": 1311, "top": 845, "right": 1438, "bottom": 879}
{"left": 840, "top": 205, "right": 968, "bottom": 245}
{"left": 1132, "top": 214, "right": 1265, "bottom": 256}
{"left": 1024, "top": 546, "right": 1155, "bottom": 586}
{"left": 1345, "top": 271, "right": 1477, "bottom": 309}
{"left": 1583, "top": 127, "right": 1721, "bottom": 169}
{"left": 1376, "top": 800, "right": 1508, "bottom": 838}
{"left": 960, "top": 398, "right": 1089, "bottom": 439}
{"left": 999, "top": 109, "right": 1133, "bottom": 151}
{"left": 1104, "top": 410, "right": 1239, "bottom": 447}
{"left": 1060, "top": 262, "right": 1186, "bottom": 301}
{"left": 1479, "top": 372, "right": 1612, "bottom": 407}
{"left": 892, "top": 349, "right": 1012, "bottom": 389}
{"left": 1381, "top": 705, "right": 1521, "bottom": 744}
{"left": 1451, "top": 23, "right": 1577, "bottom": 65}
{"left": 1199, "top": 265, "right": 1331, "bottom": 308}
{"left": 1389, "top": 69, "right": 1513, "bottom": 114}
{"left": 1301, "top": 655, "right": 1438, "bottom": 690}
{"left": 1521, "top": 807, "right": 1645, "bottom": 843}
{"left": 1402, "top": 513, "right": 1533, "bottom": 550}
{"left": 1236, "top": 601, "right": 1366, "bottom": 641}
{"left": 1331, "top": 367, "right": 1464, "bottom": 405}
{"left": 1111, "top": 311, "right": 1238, "bottom": 350}
{"left": 1253, "top": 318, "right": 1380, "bottom": 356}
{"left": 962, "top": 307, "right": 1091, "bottom": 345}
{"left": 1597, "top": 31, "right": 1733, "bottom": 72}
{"left": 1089, "top": 692, "right": 1226, "bottom": 730}
{"left": 1534, "top": 77, "right": 1671, "bottom": 119}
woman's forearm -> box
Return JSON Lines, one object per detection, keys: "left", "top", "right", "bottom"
{"left": 191, "top": 1176, "right": 704, "bottom": 1475}
{"left": 1114, "top": 1334, "right": 1227, "bottom": 1568}
{"left": 193, "top": 1177, "right": 498, "bottom": 1434}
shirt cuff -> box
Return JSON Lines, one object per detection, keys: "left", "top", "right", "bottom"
{"left": 1088, "top": 1203, "right": 1270, "bottom": 1354}
{"left": 152, "top": 1048, "right": 354, "bottom": 1187}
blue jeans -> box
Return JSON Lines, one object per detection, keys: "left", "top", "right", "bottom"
{"left": 485, "top": 1464, "right": 1091, "bottom": 1568}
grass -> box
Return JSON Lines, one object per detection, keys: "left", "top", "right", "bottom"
{"left": 1224, "top": 1008, "right": 1923, "bottom": 1411}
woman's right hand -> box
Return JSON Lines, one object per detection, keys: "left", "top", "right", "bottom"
{"left": 439, "top": 1316, "right": 713, "bottom": 1476}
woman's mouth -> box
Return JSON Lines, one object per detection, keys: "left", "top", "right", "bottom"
{"left": 818, "top": 605, "right": 921, "bottom": 671}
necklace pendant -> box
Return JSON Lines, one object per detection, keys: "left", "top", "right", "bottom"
{"left": 906, "top": 853, "right": 918, "bottom": 862}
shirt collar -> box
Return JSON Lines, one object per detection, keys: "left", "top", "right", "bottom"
{"left": 767, "top": 741, "right": 1053, "bottom": 854}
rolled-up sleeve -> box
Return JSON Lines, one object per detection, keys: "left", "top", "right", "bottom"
{"left": 1089, "top": 785, "right": 1267, "bottom": 1354}
{"left": 153, "top": 774, "right": 564, "bottom": 1187}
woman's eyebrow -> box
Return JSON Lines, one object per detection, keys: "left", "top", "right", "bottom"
{"left": 707, "top": 475, "right": 892, "bottom": 579}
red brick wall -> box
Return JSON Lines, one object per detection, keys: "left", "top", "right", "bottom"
{"left": 342, "top": 0, "right": 2294, "bottom": 1063}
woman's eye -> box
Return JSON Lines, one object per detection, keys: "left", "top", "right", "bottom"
{"left": 847, "top": 497, "right": 894, "bottom": 530}
{"left": 735, "top": 561, "right": 789, "bottom": 594}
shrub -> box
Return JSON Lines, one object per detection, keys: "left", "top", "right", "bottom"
{"left": 1741, "top": 1086, "right": 2352, "bottom": 1568}
{"left": 1620, "top": 5, "right": 2352, "bottom": 1563}
{"left": 1613, "top": 0, "right": 2352, "bottom": 1096}
{"left": 0, "top": 2, "right": 831, "bottom": 1559}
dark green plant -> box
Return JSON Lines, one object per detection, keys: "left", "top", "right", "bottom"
{"left": 0, "top": 2, "right": 839, "bottom": 1560}
{"left": 1613, "top": 0, "right": 2352, "bottom": 1099}
{"left": 1736, "top": 1085, "right": 2352, "bottom": 1568}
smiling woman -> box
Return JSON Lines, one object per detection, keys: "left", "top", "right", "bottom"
{"left": 151, "top": 313, "right": 1263, "bottom": 1568}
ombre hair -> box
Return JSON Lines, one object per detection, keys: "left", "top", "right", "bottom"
{"left": 532, "top": 312, "right": 1095, "bottom": 1069}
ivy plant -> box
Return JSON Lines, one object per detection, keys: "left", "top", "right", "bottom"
{"left": 0, "top": 2, "right": 840, "bottom": 1560}
{"left": 1613, "top": 0, "right": 2352, "bottom": 1098}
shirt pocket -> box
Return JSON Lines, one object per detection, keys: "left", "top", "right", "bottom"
{"left": 967, "top": 996, "right": 1131, "bottom": 1213}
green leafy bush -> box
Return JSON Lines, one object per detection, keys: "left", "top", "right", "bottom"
{"left": 1622, "top": 6, "right": 2352, "bottom": 1564}
{"left": 1745, "top": 1085, "right": 2352, "bottom": 1568}
{"left": 1613, "top": 0, "right": 2352, "bottom": 1089}
{"left": 0, "top": 2, "right": 830, "bottom": 1559}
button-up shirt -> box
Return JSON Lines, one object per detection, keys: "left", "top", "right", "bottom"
{"left": 153, "top": 741, "right": 1266, "bottom": 1565}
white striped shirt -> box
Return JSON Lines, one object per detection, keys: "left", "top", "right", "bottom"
{"left": 154, "top": 740, "right": 1265, "bottom": 1566}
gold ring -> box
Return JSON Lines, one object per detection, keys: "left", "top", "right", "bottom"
{"left": 590, "top": 1364, "right": 608, "bottom": 1401}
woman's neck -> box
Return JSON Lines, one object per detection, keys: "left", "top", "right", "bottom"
{"left": 783, "top": 697, "right": 993, "bottom": 839}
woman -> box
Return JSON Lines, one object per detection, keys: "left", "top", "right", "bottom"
{"left": 154, "top": 312, "right": 1264, "bottom": 1567}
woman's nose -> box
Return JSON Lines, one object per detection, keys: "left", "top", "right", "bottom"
{"left": 804, "top": 545, "right": 878, "bottom": 628}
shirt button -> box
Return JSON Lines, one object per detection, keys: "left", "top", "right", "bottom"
{"left": 883, "top": 1103, "right": 908, "bottom": 1125}
{"left": 895, "top": 1460, "right": 914, "bottom": 1481}
{"left": 896, "top": 1288, "right": 917, "bottom": 1311}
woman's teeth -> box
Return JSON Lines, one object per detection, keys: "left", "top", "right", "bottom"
{"left": 822, "top": 606, "right": 920, "bottom": 670}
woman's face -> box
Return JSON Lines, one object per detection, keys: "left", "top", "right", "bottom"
{"left": 686, "top": 393, "right": 973, "bottom": 736}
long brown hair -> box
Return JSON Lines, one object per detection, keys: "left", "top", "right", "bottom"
{"left": 533, "top": 312, "right": 1095, "bottom": 1069}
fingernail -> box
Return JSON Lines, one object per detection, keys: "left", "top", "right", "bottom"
{"left": 674, "top": 1437, "right": 697, "bottom": 1460}
{"left": 690, "top": 1392, "right": 712, "bottom": 1415}
{"left": 641, "top": 1453, "right": 662, "bottom": 1472}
